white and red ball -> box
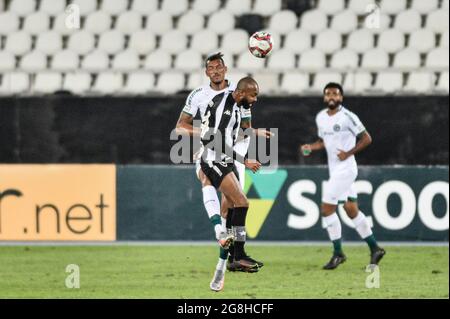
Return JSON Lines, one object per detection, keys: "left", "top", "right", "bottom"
{"left": 248, "top": 31, "right": 274, "bottom": 58}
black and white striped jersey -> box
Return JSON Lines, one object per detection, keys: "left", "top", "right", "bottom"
{"left": 199, "top": 90, "right": 250, "bottom": 163}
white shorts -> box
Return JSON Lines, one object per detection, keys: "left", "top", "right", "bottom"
{"left": 196, "top": 160, "right": 245, "bottom": 190}
{"left": 322, "top": 171, "right": 358, "bottom": 205}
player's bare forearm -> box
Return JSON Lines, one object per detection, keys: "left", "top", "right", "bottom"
{"left": 310, "top": 139, "right": 325, "bottom": 151}
{"left": 241, "top": 120, "right": 274, "bottom": 139}
{"left": 347, "top": 131, "right": 372, "bottom": 156}
{"left": 175, "top": 112, "right": 201, "bottom": 136}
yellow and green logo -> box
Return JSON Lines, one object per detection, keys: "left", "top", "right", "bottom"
{"left": 244, "top": 169, "right": 288, "bottom": 238}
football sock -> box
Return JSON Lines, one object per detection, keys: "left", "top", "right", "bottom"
{"left": 352, "top": 211, "right": 379, "bottom": 252}
{"left": 323, "top": 213, "right": 343, "bottom": 255}
{"left": 231, "top": 207, "right": 248, "bottom": 260}
{"left": 202, "top": 186, "right": 223, "bottom": 239}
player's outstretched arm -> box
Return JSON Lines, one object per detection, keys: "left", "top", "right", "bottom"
{"left": 300, "top": 139, "right": 325, "bottom": 156}
{"left": 337, "top": 131, "right": 372, "bottom": 161}
{"left": 175, "top": 112, "right": 201, "bottom": 137}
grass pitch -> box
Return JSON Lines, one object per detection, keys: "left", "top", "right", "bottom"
{"left": 0, "top": 245, "right": 447, "bottom": 299}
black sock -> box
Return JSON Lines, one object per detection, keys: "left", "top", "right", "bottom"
{"left": 234, "top": 241, "right": 245, "bottom": 260}
{"left": 231, "top": 207, "right": 248, "bottom": 259}
{"left": 226, "top": 208, "right": 234, "bottom": 230}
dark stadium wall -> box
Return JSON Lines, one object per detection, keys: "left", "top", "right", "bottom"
{"left": 0, "top": 96, "right": 448, "bottom": 165}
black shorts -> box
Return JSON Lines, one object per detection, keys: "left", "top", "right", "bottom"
{"left": 200, "top": 160, "right": 240, "bottom": 189}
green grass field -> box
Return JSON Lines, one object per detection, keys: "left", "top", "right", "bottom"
{"left": 0, "top": 245, "right": 447, "bottom": 299}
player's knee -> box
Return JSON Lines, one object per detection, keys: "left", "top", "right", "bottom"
{"left": 235, "top": 195, "right": 249, "bottom": 208}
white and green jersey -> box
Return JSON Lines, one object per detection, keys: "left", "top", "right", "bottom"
{"left": 316, "top": 105, "right": 366, "bottom": 176}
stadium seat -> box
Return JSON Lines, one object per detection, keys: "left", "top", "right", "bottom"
{"left": 393, "top": 49, "right": 421, "bottom": 69}
{"left": 441, "top": 31, "right": 449, "bottom": 48}
{"left": 343, "top": 72, "right": 373, "bottom": 94}
{"left": 93, "top": 72, "right": 123, "bottom": 94}
{"left": 226, "top": 71, "right": 249, "bottom": 84}
{"left": 53, "top": 13, "right": 77, "bottom": 35}
{"left": 411, "top": 0, "right": 439, "bottom": 14}
{"left": 378, "top": 30, "right": 405, "bottom": 53}
{"left": 187, "top": 72, "right": 208, "bottom": 90}
{"left": 0, "top": 51, "right": 16, "bottom": 71}
{"left": 366, "top": 13, "right": 391, "bottom": 34}
{"left": 330, "top": 49, "right": 359, "bottom": 70}
{"left": 426, "top": 10, "right": 449, "bottom": 33}
{"left": 34, "top": 72, "right": 63, "bottom": 94}
{"left": 177, "top": 10, "right": 205, "bottom": 35}
{"left": 5, "top": 31, "right": 32, "bottom": 56}
{"left": 347, "top": 29, "right": 374, "bottom": 53}
{"left": 0, "top": 72, "right": 30, "bottom": 94}
{"left": 9, "top": 0, "right": 36, "bottom": 15}
{"left": 444, "top": 0, "right": 449, "bottom": 10}
{"left": 313, "top": 72, "right": 342, "bottom": 92}
{"left": 395, "top": 10, "right": 422, "bottom": 33}
{"left": 68, "top": 31, "right": 96, "bottom": 55}
{"left": 404, "top": 72, "right": 434, "bottom": 93}
{"left": 191, "top": 30, "right": 220, "bottom": 55}
{"left": 98, "top": 31, "right": 125, "bottom": 55}
{"left": 236, "top": 52, "right": 266, "bottom": 71}
{"left": 298, "top": 49, "right": 326, "bottom": 71}
{"left": 300, "top": 9, "right": 328, "bottom": 34}
{"left": 39, "top": 0, "right": 66, "bottom": 16}
{"left": 221, "top": 29, "right": 249, "bottom": 55}
{"left": 131, "top": 0, "right": 158, "bottom": 14}
{"left": 161, "top": 0, "right": 189, "bottom": 16}
{"left": 436, "top": 71, "right": 449, "bottom": 92}
{"left": 112, "top": 50, "right": 140, "bottom": 71}
{"left": 85, "top": 11, "right": 112, "bottom": 34}
{"left": 156, "top": 72, "right": 185, "bottom": 94}
{"left": 225, "top": 0, "right": 252, "bottom": 15}
{"left": 207, "top": 10, "right": 235, "bottom": 35}
{"left": 330, "top": 10, "right": 358, "bottom": 34}
{"left": 123, "top": 72, "right": 155, "bottom": 94}
{"left": 36, "top": 32, "right": 63, "bottom": 55}
{"left": 426, "top": 48, "right": 449, "bottom": 68}
{"left": 63, "top": 73, "right": 92, "bottom": 94}
{"left": 281, "top": 73, "right": 310, "bottom": 94}
{"left": 23, "top": 12, "right": 50, "bottom": 35}
{"left": 82, "top": 50, "right": 110, "bottom": 71}
{"left": 361, "top": 49, "right": 389, "bottom": 69}
{"left": 116, "top": 11, "right": 142, "bottom": 34}
{"left": 409, "top": 29, "right": 436, "bottom": 53}
{"left": 348, "top": 0, "right": 376, "bottom": 15}
{"left": 236, "top": 14, "right": 264, "bottom": 35}
{"left": 317, "top": 0, "right": 345, "bottom": 15}
{"left": 267, "top": 50, "right": 296, "bottom": 70}
{"left": 174, "top": 50, "right": 203, "bottom": 72}
{"left": 20, "top": 51, "right": 47, "bottom": 72}
{"left": 284, "top": 30, "right": 312, "bottom": 53}
{"left": 146, "top": 11, "right": 173, "bottom": 35}
{"left": 0, "top": 12, "right": 20, "bottom": 35}
{"left": 144, "top": 50, "right": 172, "bottom": 72}
{"left": 253, "top": 0, "right": 282, "bottom": 16}
{"left": 268, "top": 10, "right": 298, "bottom": 34}
{"left": 375, "top": 72, "right": 404, "bottom": 93}
{"left": 192, "top": 0, "right": 221, "bottom": 15}
{"left": 129, "top": 31, "right": 157, "bottom": 55}
{"left": 316, "top": 29, "right": 342, "bottom": 54}
{"left": 252, "top": 72, "right": 279, "bottom": 95}
{"left": 160, "top": 30, "right": 188, "bottom": 54}
{"left": 101, "top": 0, "right": 128, "bottom": 15}
{"left": 380, "top": 0, "right": 407, "bottom": 14}
{"left": 70, "top": 0, "right": 98, "bottom": 15}
{"left": 51, "top": 50, "right": 79, "bottom": 71}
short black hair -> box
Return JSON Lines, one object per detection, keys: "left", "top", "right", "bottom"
{"left": 323, "top": 82, "right": 344, "bottom": 96}
{"left": 205, "top": 52, "right": 225, "bottom": 67}
{"left": 237, "top": 77, "right": 258, "bottom": 91}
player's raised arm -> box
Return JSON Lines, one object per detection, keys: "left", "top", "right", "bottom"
{"left": 337, "top": 131, "right": 372, "bottom": 161}
{"left": 300, "top": 138, "right": 325, "bottom": 156}
{"left": 175, "top": 112, "right": 201, "bottom": 137}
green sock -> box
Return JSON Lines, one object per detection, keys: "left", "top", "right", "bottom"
{"left": 364, "top": 235, "right": 379, "bottom": 252}
{"left": 220, "top": 248, "right": 228, "bottom": 260}
{"left": 209, "top": 214, "right": 221, "bottom": 227}
{"left": 332, "top": 239, "right": 343, "bottom": 255}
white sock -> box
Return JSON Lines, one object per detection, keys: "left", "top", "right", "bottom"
{"left": 202, "top": 186, "right": 223, "bottom": 238}
{"left": 352, "top": 211, "right": 373, "bottom": 239}
{"left": 323, "top": 213, "right": 342, "bottom": 241}
{"left": 217, "top": 258, "right": 227, "bottom": 271}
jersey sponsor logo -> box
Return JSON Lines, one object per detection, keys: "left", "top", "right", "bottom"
{"left": 187, "top": 87, "right": 203, "bottom": 106}
{"left": 223, "top": 110, "right": 232, "bottom": 116}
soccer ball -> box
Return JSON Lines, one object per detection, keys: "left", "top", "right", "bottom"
{"left": 248, "top": 31, "right": 274, "bottom": 58}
